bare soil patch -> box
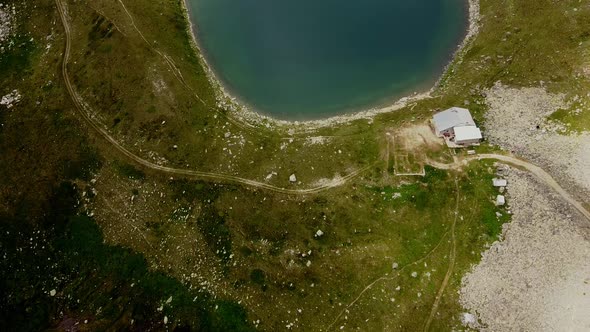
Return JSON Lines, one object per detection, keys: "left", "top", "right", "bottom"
{"left": 396, "top": 123, "right": 443, "bottom": 151}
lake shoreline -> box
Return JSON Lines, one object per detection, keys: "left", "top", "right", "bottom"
{"left": 180, "top": 0, "right": 481, "bottom": 130}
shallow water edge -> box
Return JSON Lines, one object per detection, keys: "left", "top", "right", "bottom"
{"left": 180, "top": 0, "right": 481, "bottom": 130}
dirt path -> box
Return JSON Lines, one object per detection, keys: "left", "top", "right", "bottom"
{"left": 55, "top": 0, "right": 370, "bottom": 195}
{"left": 427, "top": 153, "right": 590, "bottom": 223}
{"left": 469, "top": 154, "right": 590, "bottom": 222}
{"left": 326, "top": 229, "right": 452, "bottom": 331}
{"left": 423, "top": 178, "right": 459, "bottom": 332}
{"left": 55, "top": 0, "right": 590, "bottom": 214}
{"left": 460, "top": 169, "right": 590, "bottom": 331}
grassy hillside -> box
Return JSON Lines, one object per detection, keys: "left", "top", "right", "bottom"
{"left": 1, "top": 0, "right": 588, "bottom": 330}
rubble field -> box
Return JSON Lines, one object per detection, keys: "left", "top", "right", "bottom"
{"left": 460, "top": 167, "right": 590, "bottom": 331}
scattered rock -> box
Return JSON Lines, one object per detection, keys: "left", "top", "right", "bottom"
{"left": 484, "top": 83, "right": 590, "bottom": 195}
{"left": 495, "top": 195, "right": 506, "bottom": 206}
{"left": 0, "top": 5, "right": 13, "bottom": 46}
{"left": 1, "top": 90, "right": 21, "bottom": 108}
{"left": 289, "top": 174, "right": 297, "bottom": 183}
{"left": 492, "top": 178, "right": 507, "bottom": 187}
{"left": 461, "top": 170, "right": 590, "bottom": 331}
{"left": 460, "top": 312, "right": 479, "bottom": 329}
{"left": 49, "top": 289, "right": 56, "bottom": 297}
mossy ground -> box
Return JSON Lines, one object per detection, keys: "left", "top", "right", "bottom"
{"left": 1, "top": 0, "right": 588, "bottom": 330}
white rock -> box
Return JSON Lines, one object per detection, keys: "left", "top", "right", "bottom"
{"left": 164, "top": 316, "right": 168, "bottom": 324}
{"left": 315, "top": 229, "right": 324, "bottom": 237}
{"left": 0, "top": 90, "right": 21, "bottom": 108}
{"left": 492, "top": 178, "right": 508, "bottom": 187}
{"left": 289, "top": 174, "right": 297, "bottom": 183}
{"left": 461, "top": 312, "right": 478, "bottom": 327}
{"left": 49, "top": 289, "right": 56, "bottom": 296}
{"left": 496, "top": 195, "right": 506, "bottom": 206}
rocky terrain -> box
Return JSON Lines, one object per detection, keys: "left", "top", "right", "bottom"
{"left": 0, "top": 3, "right": 13, "bottom": 46}
{"left": 460, "top": 168, "right": 590, "bottom": 331}
{"left": 483, "top": 83, "right": 590, "bottom": 196}
{"left": 1, "top": 90, "right": 21, "bottom": 108}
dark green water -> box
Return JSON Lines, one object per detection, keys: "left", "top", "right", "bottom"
{"left": 187, "top": 0, "right": 467, "bottom": 119}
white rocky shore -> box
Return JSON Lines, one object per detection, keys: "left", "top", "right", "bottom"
{"left": 182, "top": 0, "right": 481, "bottom": 131}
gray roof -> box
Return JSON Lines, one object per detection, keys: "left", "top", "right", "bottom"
{"left": 433, "top": 107, "right": 476, "bottom": 133}
{"left": 454, "top": 126, "right": 482, "bottom": 141}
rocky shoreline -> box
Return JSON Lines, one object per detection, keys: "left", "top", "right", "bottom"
{"left": 180, "top": 0, "right": 481, "bottom": 131}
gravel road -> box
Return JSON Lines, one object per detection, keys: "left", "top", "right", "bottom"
{"left": 483, "top": 83, "right": 590, "bottom": 198}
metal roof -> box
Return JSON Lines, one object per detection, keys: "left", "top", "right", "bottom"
{"left": 433, "top": 107, "right": 476, "bottom": 133}
{"left": 454, "top": 126, "right": 482, "bottom": 142}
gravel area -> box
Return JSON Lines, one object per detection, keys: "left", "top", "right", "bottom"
{"left": 460, "top": 168, "right": 590, "bottom": 331}
{"left": 0, "top": 4, "right": 13, "bottom": 45}
{"left": 483, "top": 83, "right": 590, "bottom": 197}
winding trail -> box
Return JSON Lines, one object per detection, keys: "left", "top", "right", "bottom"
{"left": 55, "top": 0, "right": 371, "bottom": 195}
{"left": 432, "top": 154, "right": 590, "bottom": 222}
{"left": 53, "top": 2, "right": 590, "bottom": 330}
{"left": 116, "top": 0, "right": 260, "bottom": 135}
{"left": 326, "top": 229, "right": 452, "bottom": 331}
{"left": 54, "top": 0, "right": 590, "bottom": 220}
{"left": 423, "top": 178, "right": 459, "bottom": 332}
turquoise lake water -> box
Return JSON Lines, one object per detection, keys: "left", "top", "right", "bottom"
{"left": 186, "top": 0, "right": 468, "bottom": 119}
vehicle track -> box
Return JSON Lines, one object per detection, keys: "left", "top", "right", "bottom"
{"left": 326, "top": 229, "right": 452, "bottom": 331}
{"left": 55, "top": 0, "right": 371, "bottom": 195}
{"left": 116, "top": 0, "right": 260, "bottom": 135}
{"left": 430, "top": 154, "right": 590, "bottom": 222}
{"left": 423, "top": 178, "right": 459, "bottom": 332}
{"left": 55, "top": 0, "right": 590, "bottom": 218}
